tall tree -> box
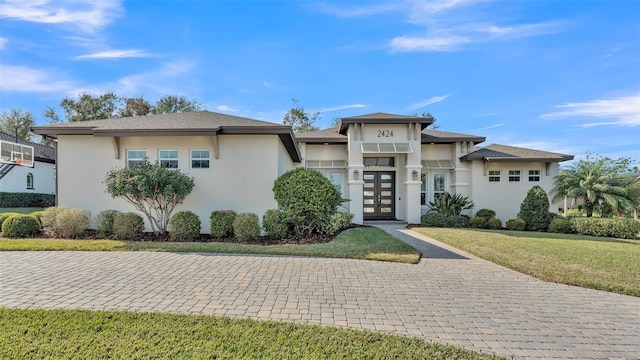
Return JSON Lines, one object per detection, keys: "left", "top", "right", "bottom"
{"left": 120, "top": 97, "right": 152, "bottom": 117}
{"left": 152, "top": 95, "right": 202, "bottom": 114}
{"left": 0, "top": 108, "right": 36, "bottom": 141}
{"left": 550, "top": 155, "right": 638, "bottom": 217}
{"left": 58, "top": 92, "right": 121, "bottom": 122}
{"left": 283, "top": 99, "right": 319, "bottom": 133}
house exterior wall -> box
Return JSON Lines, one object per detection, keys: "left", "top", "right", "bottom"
{"left": 467, "top": 160, "right": 560, "bottom": 222}
{"left": 57, "top": 134, "right": 283, "bottom": 233}
{"left": 0, "top": 161, "right": 55, "bottom": 195}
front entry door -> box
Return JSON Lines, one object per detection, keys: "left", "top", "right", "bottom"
{"left": 363, "top": 171, "right": 395, "bottom": 220}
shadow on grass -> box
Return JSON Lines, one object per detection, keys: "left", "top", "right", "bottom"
{"left": 483, "top": 229, "right": 640, "bottom": 245}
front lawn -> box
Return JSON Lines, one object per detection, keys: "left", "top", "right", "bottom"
{"left": 0, "top": 308, "right": 501, "bottom": 359}
{"left": 0, "top": 227, "right": 421, "bottom": 264}
{"left": 0, "top": 207, "right": 43, "bottom": 214}
{"left": 413, "top": 228, "right": 640, "bottom": 296}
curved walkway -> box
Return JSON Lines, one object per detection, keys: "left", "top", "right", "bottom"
{"left": 1, "top": 225, "right": 639, "bottom": 359}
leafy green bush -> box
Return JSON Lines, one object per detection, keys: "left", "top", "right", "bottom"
{"left": 421, "top": 213, "right": 468, "bottom": 228}
{"left": 548, "top": 218, "right": 573, "bottom": 234}
{"left": 29, "top": 211, "right": 44, "bottom": 226}
{"left": 210, "top": 210, "right": 236, "bottom": 238}
{"left": 41, "top": 206, "right": 90, "bottom": 238}
{"left": 113, "top": 212, "right": 144, "bottom": 240}
{"left": 427, "top": 192, "right": 474, "bottom": 216}
{"left": 570, "top": 217, "right": 640, "bottom": 239}
{"left": 475, "top": 209, "right": 496, "bottom": 221}
{"left": 506, "top": 218, "right": 526, "bottom": 231}
{"left": 262, "top": 209, "right": 290, "bottom": 240}
{"left": 169, "top": 211, "right": 201, "bottom": 242}
{"left": 95, "top": 210, "right": 120, "bottom": 238}
{"left": 326, "top": 212, "right": 354, "bottom": 235}
{"left": 0, "top": 192, "right": 55, "bottom": 207}
{"left": 2, "top": 215, "right": 41, "bottom": 238}
{"left": 233, "top": 213, "right": 260, "bottom": 242}
{"left": 468, "top": 216, "right": 486, "bottom": 229}
{"left": 273, "top": 168, "right": 342, "bottom": 237}
{"left": 0, "top": 212, "right": 21, "bottom": 232}
{"left": 486, "top": 218, "right": 502, "bottom": 230}
{"left": 518, "top": 186, "right": 553, "bottom": 232}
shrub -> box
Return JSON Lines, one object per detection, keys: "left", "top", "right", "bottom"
{"left": 486, "top": 218, "right": 502, "bottom": 230}
{"left": 41, "top": 206, "right": 89, "bottom": 238}
{"left": 95, "top": 210, "right": 120, "bottom": 238}
{"left": 421, "top": 213, "right": 468, "bottom": 228}
{"left": 326, "top": 212, "right": 354, "bottom": 235}
{"left": 233, "top": 213, "right": 260, "bottom": 242}
{"left": 427, "top": 192, "right": 474, "bottom": 216}
{"left": 506, "top": 218, "right": 526, "bottom": 231}
{"left": 475, "top": 209, "right": 496, "bottom": 221}
{"left": 469, "top": 216, "right": 486, "bottom": 229}
{"left": 0, "top": 192, "right": 55, "bottom": 207}
{"left": 548, "top": 218, "right": 573, "bottom": 234}
{"left": 29, "top": 210, "right": 44, "bottom": 225}
{"left": 113, "top": 212, "right": 144, "bottom": 240}
{"left": 170, "top": 211, "right": 201, "bottom": 242}
{"left": 570, "top": 217, "right": 640, "bottom": 239}
{"left": 0, "top": 212, "right": 21, "bottom": 232}
{"left": 262, "top": 209, "right": 290, "bottom": 240}
{"left": 210, "top": 210, "right": 236, "bottom": 238}
{"left": 2, "top": 215, "right": 40, "bottom": 238}
{"left": 273, "top": 168, "right": 342, "bottom": 237}
{"left": 518, "top": 186, "right": 553, "bottom": 232}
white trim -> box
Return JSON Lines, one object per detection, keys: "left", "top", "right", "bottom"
{"left": 190, "top": 149, "right": 211, "bottom": 170}
{"left": 361, "top": 142, "right": 413, "bottom": 153}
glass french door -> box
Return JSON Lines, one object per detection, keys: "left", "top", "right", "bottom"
{"left": 363, "top": 171, "right": 395, "bottom": 220}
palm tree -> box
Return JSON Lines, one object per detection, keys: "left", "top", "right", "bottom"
{"left": 551, "top": 155, "right": 638, "bottom": 217}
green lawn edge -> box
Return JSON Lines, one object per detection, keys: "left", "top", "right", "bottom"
{"left": 0, "top": 227, "right": 421, "bottom": 264}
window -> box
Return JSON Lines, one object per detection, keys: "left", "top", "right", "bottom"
{"left": 434, "top": 173, "right": 446, "bottom": 200}
{"left": 328, "top": 172, "right": 343, "bottom": 194}
{"left": 529, "top": 169, "right": 541, "bottom": 182}
{"left": 159, "top": 150, "right": 178, "bottom": 169}
{"left": 191, "top": 150, "right": 210, "bottom": 169}
{"left": 420, "top": 172, "right": 427, "bottom": 205}
{"left": 26, "top": 173, "right": 34, "bottom": 189}
{"left": 508, "top": 170, "right": 521, "bottom": 182}
{"left": 364, "top": 157, "right": 394, "bottom": 167}
{"left": 127, "top": 150, "right": 146, "bottom": 167}
{"left": 489, "top": 170, "right": 501, "bottom": 182}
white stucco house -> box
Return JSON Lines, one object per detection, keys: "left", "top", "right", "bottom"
{"left": 0, "top": 131, "right": 56, "bottom": 197}
{"left": 32, "top": 111, "right": 573, "bottom": 232}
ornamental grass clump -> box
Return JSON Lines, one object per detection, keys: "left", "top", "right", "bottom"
{"left": 41, "top": 206, "right": 89, "bottom": 238}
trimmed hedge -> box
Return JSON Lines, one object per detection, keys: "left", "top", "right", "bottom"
{"left": 169, "top": 211, "right": 201, "bottom": 242}
{"left": 0, "top": 212, "right": 21, "bottom": 232}
{"left": 469, "top": 216, "right": 486, "bottom": 229}
{"left": 570, "top": 217, "right": 640, "bottom": 239}
{"left": 262, "top": 209, "right": 289, "bottom": 240}
{"left": 506, "top": 218, "right": 526, "bottom": 231}
{"left": 113, "top": 212, "right": 144, "bottom": 240}
{"left": 0, "top": 192, "right": 55, "bottom": 208}
{"left": 210, "top": 210, "right": 236, "bottom": 238}
{"left": 233, "top": 213, "right": 260, "bottom": 242}
{"left": 475, "top": 209, "right": 496, "bottom": 221}
{"left": 486, "top": 218, "right": 502, "bottom": 230}
{"left": 95, "top": 210, "right": 120, "bottom": 238}
{"left": 2, "top": 214, "right": 41, "bottom": 238}
{"left": 548, "top": 218, "right": 573, "bottom": 234}
{"left": 421, "top": 213, "right": 468, "bottom": 228}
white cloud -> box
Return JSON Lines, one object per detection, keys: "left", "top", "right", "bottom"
{"left": 540, "top": 94, "right": 640, "bottom": 127}
{"left": 216, "top": 105, "right": 239, "bottom": 113}
{"left": 0, "top": 0, "right": 123, "bottom": 32}
{"left": 0, "top": 37, "right": 7, "bottom": 50}
{"left": 263, "top": 81, "right": 289, "bottom": 91}
{"left": 316, "top": 104, "right": 367, "bottom": 113}
{"left": 390, "top": 35, "right": 470, "bottom": 52}
{"left": 478, "top": 123, "right": 504, "bottom": 130}
{"left": 408, "top": 94, "right": 451, "bottom": 110}
{"left": 0, "top": 64, "right": 74, "bottom": 93}
{"left": 75, "top": 49, "right": 153, "bottom": 60}
{"left": 312, "top": 3, "right": 398, "bottom": 18}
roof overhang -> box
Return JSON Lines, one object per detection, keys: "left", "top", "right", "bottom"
{"left": 338, "top": 116, "right": 433, "bottom": 135}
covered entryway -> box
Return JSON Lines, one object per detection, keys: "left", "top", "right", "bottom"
{"left": 363, "top": 171, "right": 395, "bottom": 220}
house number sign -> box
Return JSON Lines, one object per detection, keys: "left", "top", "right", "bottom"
{"left": 377, "top": 130, "right": 394, "bottom": 137}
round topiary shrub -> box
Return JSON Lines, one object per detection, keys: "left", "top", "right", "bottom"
{"left": 262, "top": 209, "right": 290, "bottom": 240}
{"left": 95, "top": 210, "right": 120, "bottom": 238}
{"left": 29, "top": 210, "right": 44, "bottom": 226}
{"left": 170, "top": 211, "right": 201, "bottom": 241}
{"left": 113, "top": 212, "right": 144, "bottom": 240}
{"left": 548, "top": 218, "right": 573, "bottom": 233}
{"left": 486, "top": 217, "right": 502, "bottom": 230}
{"left": 273, "top": 168, "right": 342, "bottom": 237}
{"left": 506, "top": 218, "right": 526, "bottom": 231}
{"left": 0, "top": 212, "right": 21, "bottom": 233}
{"left": 475, "top": 209, "right": 496, "bottom": 221}
{"left": 2, "top": 214, "right": 41, "bottom": 238}
{"left": 210, "top": 210, "right": 236, "bottom": 238}
{"left": 469, "top": 216, "right": 486, "bottom": 229}
{"left": 233, "top": 213, "right": 260, "bottom": 242}
{"left": 518, "top": 186, "right": 553, "bottom": 232}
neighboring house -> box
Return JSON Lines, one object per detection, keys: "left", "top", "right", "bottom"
{"left": 32, "top": 111, "right": 573, "bottom": 232}
{"left": 0, "top": 131, "right": 56, "bottom": 196}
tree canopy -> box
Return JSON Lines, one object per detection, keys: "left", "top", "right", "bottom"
{"left": 0, "top": 108, "right": 36, "bottom": 141}
{"left": 283, "top": 99, "right": 319, "bottom": 133}
{"left": 152, "top": 95, "right": 203, "bottom": 114}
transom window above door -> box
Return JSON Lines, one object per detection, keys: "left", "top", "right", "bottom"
{"left": 364, "top": 157, "right": 394, "bottom": 167}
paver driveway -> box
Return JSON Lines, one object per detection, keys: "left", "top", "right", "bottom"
{"left": 1, "top": 225, "right": 639, "bottom": 359}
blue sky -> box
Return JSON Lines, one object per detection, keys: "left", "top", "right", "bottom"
{"left": 1, "top": 0, "right": 639, "bottom": 164}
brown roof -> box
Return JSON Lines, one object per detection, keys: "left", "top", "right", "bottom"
{"left": 0, "top": 131, "right": 56, "bottom": 163}
{"left": 31, "top": 111, "right": 300, "bottom": 162}
{"left": 421, "top": 129, "right": 485, "bottom": 144}
{"left": 338, "top": 112, "right": 434, "bottom": 134}
{"left": 460, "top": 144, "right": 574, "bottom": 162}
{"left": 295, "top": 127, "right": 347, "bottom": 143}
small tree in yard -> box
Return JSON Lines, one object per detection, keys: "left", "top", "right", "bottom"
{"left": 105, "top": 161, "right": 195, "bottom": 235}
{"left": 518, "top": 185, "right": 553, "bottom": 232}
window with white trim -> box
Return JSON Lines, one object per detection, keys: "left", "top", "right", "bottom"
{"left": 190, "top": 150, "right": 210, "bottom": 169}
{"left": 126, "top": 150, "right": 146, "bottom": 167}
{"left": 159, "top": 150, "right": 178, "bottom": 169}
{"left": 26, "top": 173, "right": 34, "bottom": 189}
{"left": 434, "top": 172, "right": 446, "bottom": 200}
{"left": 528, "top": 169, "right": 541, "bottom": 182}
{"left": 489, "top": 170, "right": 501, "bottom": 182}
{"left": 420, "top": 172, "right": 427, "bottom": 205}
{"left": 328, "top": 172, "right": 343, "bottom": 194}
{"left": 509, "top": 170, "right": 521, "bottom": 182}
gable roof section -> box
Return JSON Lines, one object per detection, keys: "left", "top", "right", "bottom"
{"left": 31, "top": 111, "right": 301, "bottom": 162}
{"left": 422, "top": 129, "right": 485, "bottom": 144}
{"left": 295, "top": 127, "right": 347, "bottom": 143}
{"left": 460, "top": 144, "right": 574, "bottom": 162}
{"left": 0, "top": 131, "right": 56, "bottom": 163}
{"left": 338, "top": 112, "right": 434, "bottom": 134}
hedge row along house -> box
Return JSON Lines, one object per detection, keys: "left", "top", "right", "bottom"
{"left": 31, "top": 111, "right": 573, "bottom": 232}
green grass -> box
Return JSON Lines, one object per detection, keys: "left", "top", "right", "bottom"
{"left": 0, "top": 207, "right": 43, "bottom": 214}
{"left": 414, "top": 228, "right": 640, "bottom": 296}
{"left": 0, "top": 227, "right": 421, "bottom": 264}
{"left": 0, "top": 308, "right": 502, "bottom": 360}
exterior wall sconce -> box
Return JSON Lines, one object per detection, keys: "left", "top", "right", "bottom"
{"left": 354, "top": 170, "right": 360, "bottom": 180}
{"left": 412, "top": 170, "right": 419, "bottom": 181}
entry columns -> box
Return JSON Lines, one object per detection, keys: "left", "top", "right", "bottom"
{"left": 348, "top": 164, "right": 365, "bottom": 224}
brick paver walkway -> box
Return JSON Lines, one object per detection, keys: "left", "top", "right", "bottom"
{"left": 1, "top": 225, "right": 639, "bottom": 359}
